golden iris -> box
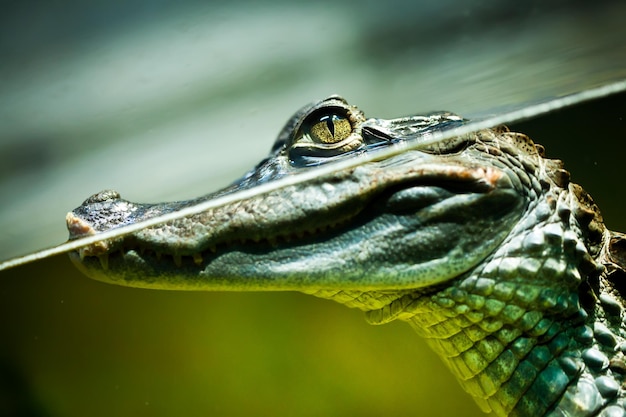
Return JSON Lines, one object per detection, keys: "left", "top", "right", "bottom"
{"left": 308, "top": 115, "right": 352, "bottom": 144}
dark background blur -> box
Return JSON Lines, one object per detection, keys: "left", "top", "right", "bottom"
{"left": 1, "top": 1, "right": 625, "bottom": 416}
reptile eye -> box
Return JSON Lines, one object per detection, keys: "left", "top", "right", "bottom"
{"left": 289, "top": 110, "right": 363, "bottom": 167}
{"left": 285, "top": 97, "right": 367, "bottom": 168}
{"left": 307, "top": 114, "right": 352, "bottom": 144}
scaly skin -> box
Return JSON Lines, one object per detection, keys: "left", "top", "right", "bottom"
{"left": 67, "top": 96, "right": 626, "bottom": 416}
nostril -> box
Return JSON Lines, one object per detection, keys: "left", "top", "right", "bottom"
{"left": 66, "top": 212, "right": 95, "bottom": 239}
{"left": 83, "top": 190, "right": 121, "bottom": 205}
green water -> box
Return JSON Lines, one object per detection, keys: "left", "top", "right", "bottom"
{"left": 0, "top": 1, "right": 625, "bottom": 416}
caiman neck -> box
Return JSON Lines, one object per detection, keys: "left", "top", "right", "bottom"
{"left": 66, "top": 95, "right": 626, "bottom": 416}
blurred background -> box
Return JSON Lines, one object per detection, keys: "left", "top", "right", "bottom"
{"left": 0, "top": 0, "right": 625, "bottom": 416}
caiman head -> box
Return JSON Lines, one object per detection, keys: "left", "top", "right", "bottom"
{"left": 66, "top": 96, "right": 530, "bottom": 291}
{"left": 67, "top": 96, "right": 624, "bottom": 416}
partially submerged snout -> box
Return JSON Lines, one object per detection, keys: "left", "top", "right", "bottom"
{"left": 67, "top": 162, "right": 523, "bottom": 292}
{"left": 67, "top": 96, "right": 532, "bottom": 292}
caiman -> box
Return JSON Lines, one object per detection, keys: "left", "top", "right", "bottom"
{"left": 66, "top": 95, "right": 626, "bottom": 417}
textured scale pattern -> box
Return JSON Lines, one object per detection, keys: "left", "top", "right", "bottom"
{"left": 67, "top": 96, "right": 626, "bottom": 416}
{"left": 360, "top": 132, "right": 626, "bottom": 416}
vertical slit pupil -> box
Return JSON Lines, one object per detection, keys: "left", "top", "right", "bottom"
{"left": 321, "top": 115, "right": 336, "bottom": 137}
